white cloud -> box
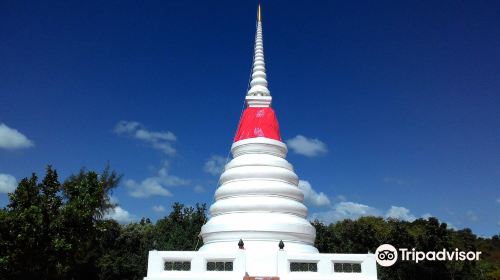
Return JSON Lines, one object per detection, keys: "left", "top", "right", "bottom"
{"left": 309, "top": 195, "right": 452, "bottom": 228}
{"left": 386, "top": 206, "right": 416, "bottom": 221}
{"left": 447, "top": 222, "right": 458, "bottom": 230}
{"left": 114, "top": 120, "right": 177, "bottom": 156}
{"left": 0, "top": 173, "right": 17, "bottom": 193}
{"left": 298, "top": 180, "right": 330, "bottom": 207}
{"left": 335, "top": 195, "right": 347, "bottom": 202}
{"left": 286, "top": 135, "right": 327, "bottom": 157}
{"left": 466, "top": 210, "right": 478, "bottom": 222}
{"left": 334, "top": 201, "right": 382, "bottom": 219}
{"left": 152, "top": 205, "right": 166, "bottom": 213}
{"left": 311, "top": 201, "right": 382, "bottom": 223}
{"left": 496, "top": 197, "right": 500, "bottom": 204}
{"left": 104, "top": 206, "right": 135, "bottom": 223}
{"left": 0, "top": 123, "right": 34, "bottom": 149}
{"left": 109, "top": 195, "right": 119, "bottom": 204}
{"left": 125, "top": 161, "right": 189, "bottom": 198}
{"left": 125, "top": 178, "right": 173, "bottom": 198}
{"left": 204, "top": 155, "right": 226, "bottom": 176}
{"left": 194, "top": 185, "right": 206, "bottom": 193}
{"left": 311, "top": 201, "right": 419, "bottom": 224}
{"left": 422, "top": 213, "right": 433, "bottom": 219}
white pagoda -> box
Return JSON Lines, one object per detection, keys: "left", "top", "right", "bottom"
{"left": 144, "top": 5, "right": 377, "bottom": 280}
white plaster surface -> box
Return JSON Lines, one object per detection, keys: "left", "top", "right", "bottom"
{"left": 144, "top": 10, "right": 377, "bottom": 280}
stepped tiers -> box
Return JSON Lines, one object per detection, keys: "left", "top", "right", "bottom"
{"left": 144, "top": 4, "right": 377, "bottom": 280}
{"left": 199, "top": 137, "right": 317, "bottom": 254}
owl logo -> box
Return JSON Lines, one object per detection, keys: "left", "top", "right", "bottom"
{"left": 375, "top": 244, "right": 398, "bottom": 267}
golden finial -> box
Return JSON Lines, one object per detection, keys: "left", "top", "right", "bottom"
{"left": 258, "top": 4, "right": 261, "bottom": 22}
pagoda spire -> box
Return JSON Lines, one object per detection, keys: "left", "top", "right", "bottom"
{"left": 246, "top": 4, "right": 272, "bottom": 107}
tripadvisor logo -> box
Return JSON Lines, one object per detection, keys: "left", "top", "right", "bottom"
{"left": 375, "top": 244, "right": 398, "bottom": 267}
{"left": 375, "top": 244, "right": 482, "bottom": 267}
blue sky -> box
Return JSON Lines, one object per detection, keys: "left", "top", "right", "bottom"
{"left": 0, "top": 0, "right": 498, "bottom": 236}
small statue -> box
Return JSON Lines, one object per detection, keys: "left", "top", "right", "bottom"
{"left": 279, "top": 240, "right": 284, "bottom": 250}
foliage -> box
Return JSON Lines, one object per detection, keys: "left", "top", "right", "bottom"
{"left": 312, "top": 218, "right": 500, "bottom": 280}
{"left": 154, "top": 202, "right": 207, "bottom": 251}
{"left": 0, "top": 166, "right": 120, "bottom": 280}
{"left": 96, "top": 219, "right": 154, "bottom": 280}
{"left": 0, "top": 166, "right": 498, "bottom": 280}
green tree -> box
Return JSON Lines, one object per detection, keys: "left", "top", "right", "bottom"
{"left": 97, "top": 219, "right": 154, "bottom": 280}
{"left": 3, "top": 172, "right": 49, "bottom": 279}
{"left": 59, "top": 167, "right": 120, "bottom": 279}
{"left": 2, "top": 166, "right": 499, "bottom": 280}
{"left": 154, "top": 203, "right": 207, "bottom": 251}
{"left": 0, "top": 166, "right": 119, "bottom": 280}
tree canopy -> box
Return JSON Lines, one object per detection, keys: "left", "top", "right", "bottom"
{"left": 0, "top": 166, "right": 498, "bottom": 280}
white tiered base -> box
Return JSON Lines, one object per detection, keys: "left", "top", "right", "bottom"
{"left": 144, "top": 249, "right": 377, "bottom": 280}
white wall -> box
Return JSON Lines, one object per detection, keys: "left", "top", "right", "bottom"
{"left": 144, "top": 249, "right": 377, "bottom": 280}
